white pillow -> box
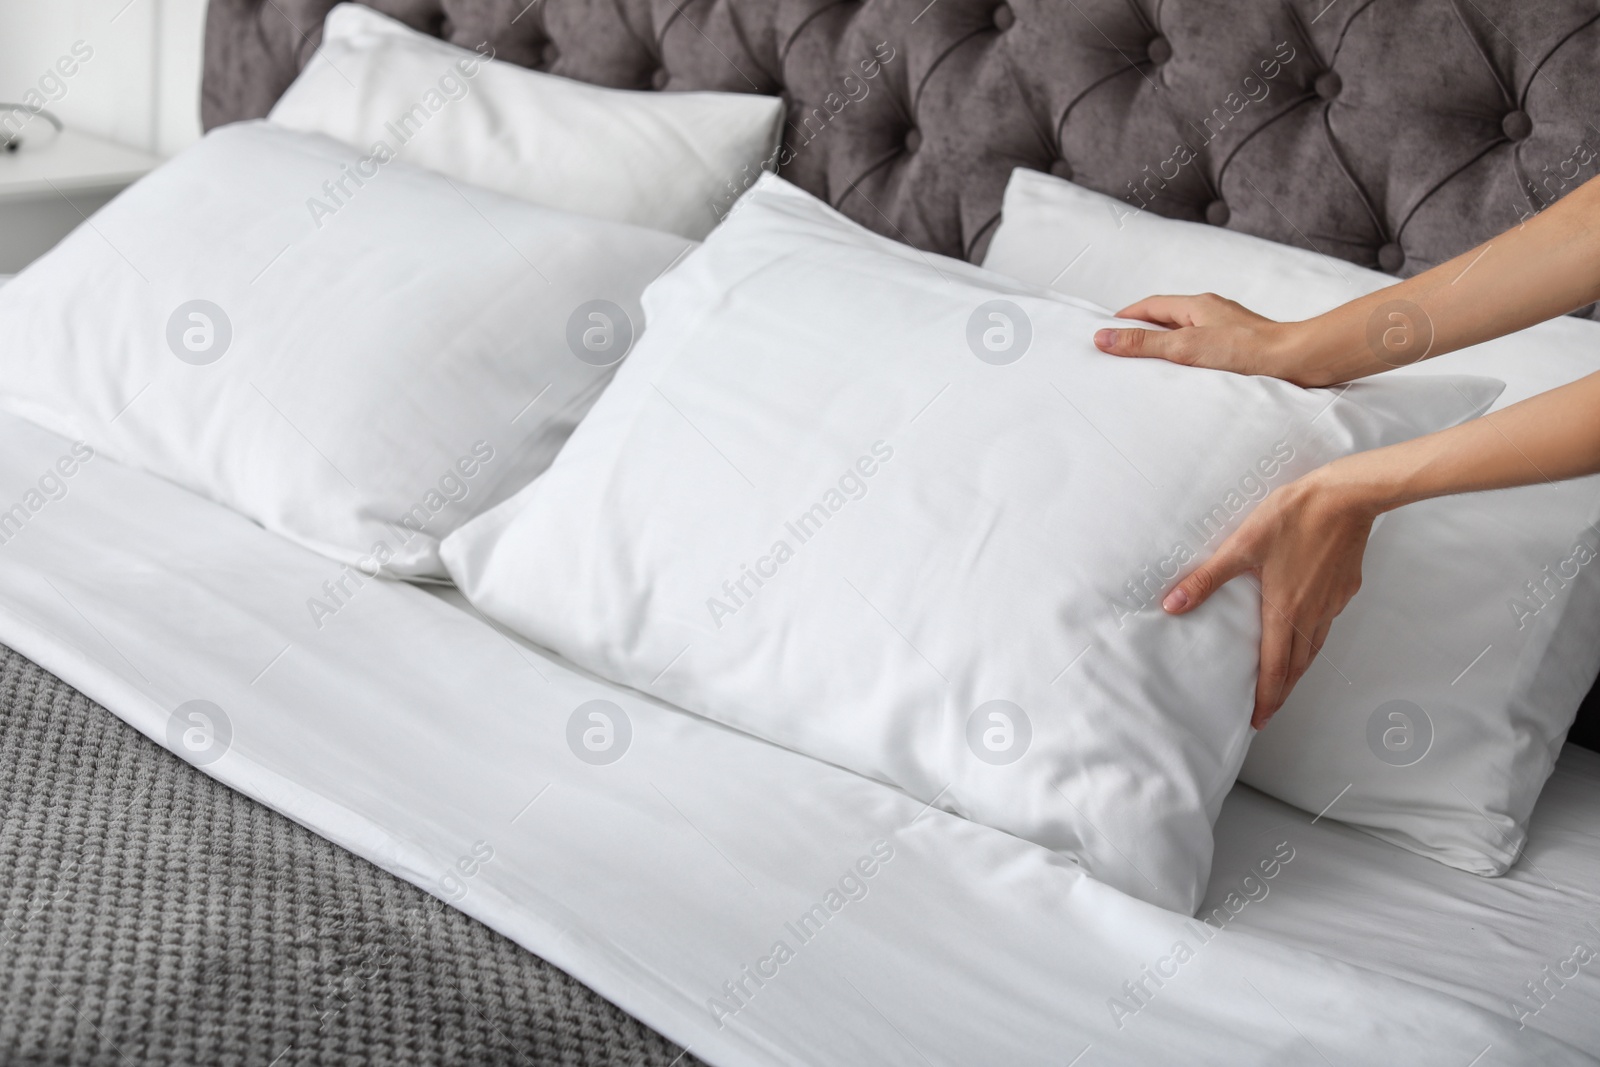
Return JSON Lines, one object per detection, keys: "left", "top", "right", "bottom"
{"left": 0, "top": 120, "right": 692, "bottom": 579}
{"left": 267, "top": 3, "right": 784, "bottom": 240}
{"left": 982, "top": 166, "right": 1600, "bottom": 875}
{"left": 442, "top": 173, "right": 1500, "bottom": 912}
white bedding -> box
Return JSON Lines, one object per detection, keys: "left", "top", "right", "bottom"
{"left": 1208, "top": 748, "right": 1600, "bottom": 1052}
{"left": 0, "top": 407, "right": 1589, "bottom": 1064}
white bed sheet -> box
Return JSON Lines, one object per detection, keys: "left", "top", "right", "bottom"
{"left": 0, "top": 407, "right": 1588, "bottom": 1065}
{"left": 1207, "top": 746, "right": 1600, "bottom": 1051}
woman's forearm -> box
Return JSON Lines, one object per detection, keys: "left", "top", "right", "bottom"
{"left": 1100, "top": 178, "right": 1600, "bottom": 726}
{"left": 1176, "top": 369, "right": 1600, "bottom": 724}
{"left": 1276, "top": 176, "right": 1600, "bottom": 386}
{"left": 1316, "top": 370, "right": 1600, "bottom": 513}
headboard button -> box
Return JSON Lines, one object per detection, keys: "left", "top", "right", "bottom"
{"left": 992, "top": 3, "right": 1015, "bottom": 31}
{"left": 1314, "top": 71, "right": 1342, "bottom": 100}
{"left": 1377, "top": 242, "right": 1405, "bottom": 273}
{"left": 904, "top": 128, "right": 923, "bottom": 154}
{"left": 541, "top": 42, "right": 559, "bottom": 66}
{"left": 1049, "top": 159, "right": 1073, "bottom": 180}
{"left": 1147, "top": 36, "right": 1172, "bottom": 66}
{"left": 651, "top": 67, "right": 669, "bottom": 90}
{"left": 1204, "top": 199, "right": 1230, "bottom": 226}
{"left": 1503, "top": 109, "right": 1533, "bottom": 141}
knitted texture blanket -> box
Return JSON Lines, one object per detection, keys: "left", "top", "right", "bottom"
{"left": 0, "top": 644, "right": 699, "bottom": 1066}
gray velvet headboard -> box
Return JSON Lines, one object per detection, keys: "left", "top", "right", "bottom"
{"left": 199, "top": 0, "right": 1600, "bottom": 747}
{"left": 202, "top": 0, "right": 1600, "bottom": 292}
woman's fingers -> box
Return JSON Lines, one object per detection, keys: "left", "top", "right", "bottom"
{"left": 1113, "top": 295, "right": 1204, "bottom": 328}
{"left": 1256, "top": 607, "right": 1337, "bottom": 729}
{"left": 1097, "top": 296, "right": 1208, "bottom": 359}
{"left": 1157, "top": 470, "right": 1377, "bottom": 731}
{"left": 1309, "top": 618, "right": 1333, "bottom": 660}
{"left": 1272, "top": 631, "right": 1318, "bottom": 727}
{"left": 1254, "top": 604, "right": 1295, "bottom": 727}
{"left": 1256, "top": 631, "right": 1313, "bottom": 729}
{"left": 1092, "top": 292, "right": 1314, "bottom": 380}
{"left": 1093, "top": 327, "right": 1181, "bottom": 360}
{"left": 1163, "top": 539, "right": 1252, "bottom": 614}
{"left": 1287, "top": 612, "right": 1318, "bottom": 675}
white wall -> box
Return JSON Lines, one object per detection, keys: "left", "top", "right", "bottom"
{"left": 0, "top": 0, "right": 207, "bottom": 157}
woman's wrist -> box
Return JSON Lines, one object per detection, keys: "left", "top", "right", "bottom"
{"left": 1303, "top": 448, "right": 1415, "bottom": 518}
{"left": 1270, "top": 315, "right": 1378, "bottom": 388}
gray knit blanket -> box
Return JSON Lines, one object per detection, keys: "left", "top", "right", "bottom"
{"left": 0, "top": 643, "right": 701, "bottom": 1066}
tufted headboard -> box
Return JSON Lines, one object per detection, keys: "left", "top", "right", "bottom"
{"left": 203, "top": 0, "right": 1600, "bottom": 298}
{"left": 201, "top": 0, "right": 1600, "bottom": 748}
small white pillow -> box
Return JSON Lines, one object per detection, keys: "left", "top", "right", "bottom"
{"left": 442, "top": 174, "right": 1500, "bottom": 912}
{"left": 268, "top": 3, "right": 784, "bottom": 240}
{"left": 982, "top": 166, "right": 1600, "bottom": 875}
{"left": 0, "top": 121, "right": 692, "bottom": 578}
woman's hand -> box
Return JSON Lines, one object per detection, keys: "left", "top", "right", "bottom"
{"left": 1159, "top": 368, "right": 1600, "bottom": 727}
{"left": 1099, "top": 175, "right": 1600, "bottom": 724}
{"left": 1092, "top": 294, "right": 1335, "bottom": 386}
{"left": 1163, "top": 466, "right": 1378, "bottom": 728}
{"left": 1092, "top": 175, "right": 1600, "bottom": 388}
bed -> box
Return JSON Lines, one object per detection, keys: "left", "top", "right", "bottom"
{"left": 4, "top": 0, "right": 1600, "bottom": 1064}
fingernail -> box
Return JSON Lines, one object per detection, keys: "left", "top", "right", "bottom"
{"left": 1162, "top": 588, "right": 1189, "bottom": 612}
{"left": 1095, "top": 329, "right": 1117, "bottom": 349}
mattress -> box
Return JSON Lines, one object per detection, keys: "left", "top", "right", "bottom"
{"left": 0, "top": 405, "right": 1589, "bottom": 1064}
{"left": 1208, "top": 749, "right": 1600, "bottom": 1051}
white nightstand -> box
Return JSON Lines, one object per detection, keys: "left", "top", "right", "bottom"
{"left": 0, "top": 127, "right": 160, "bottom": 273}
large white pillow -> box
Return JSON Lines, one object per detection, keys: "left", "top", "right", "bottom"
{"left": 267, "top": 3, "right": 784, "bottom": 240}
{"left": 982, "top": 166, "right": 1600, "bottom": 875}
{"left": 441, "top": 173, "right": 1499, "bottom": 912}
{"left": 0, "top": 120, "right": 692, "bottom": 579}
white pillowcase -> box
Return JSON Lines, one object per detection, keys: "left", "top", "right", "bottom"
{"left": 443, "top": 173, "right": 1500, "bottom": 912}
{"left": 268, "top": 3, "right": 784, "bottom": 240}
{"left": 982, "top": 166, "right": 1600, "bottom": 875}
{"left": 0, "top": 120, "right": 692, "bottom": 579}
